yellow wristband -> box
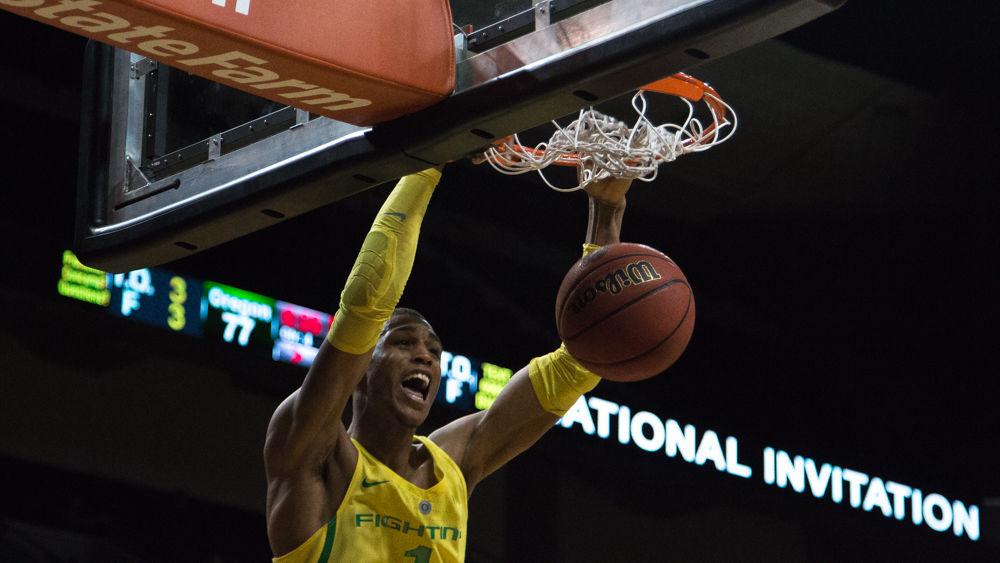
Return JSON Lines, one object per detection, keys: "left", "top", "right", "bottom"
{"left": 582, "top": 243, "right": 602, "bottom": 257}
{"left": 528, "top": 344, "right": 600, "bottom": 416}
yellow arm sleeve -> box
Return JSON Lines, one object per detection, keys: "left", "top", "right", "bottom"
{"left": 528, "top": 344, "right": 601, "bottom": 416}
{"left": 327, "top": 168, "right": 442, "bottom": 354}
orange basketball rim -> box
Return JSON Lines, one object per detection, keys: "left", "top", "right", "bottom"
{"left": 488, "top": 72, "right": 732, "bottom": 168}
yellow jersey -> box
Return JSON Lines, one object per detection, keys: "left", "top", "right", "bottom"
{"left": 274, "top": 436, "right": 468, "bottom": 563}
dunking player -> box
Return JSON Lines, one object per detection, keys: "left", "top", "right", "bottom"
{"left": 265, "top": 166, "right": 631, "bottom": 562}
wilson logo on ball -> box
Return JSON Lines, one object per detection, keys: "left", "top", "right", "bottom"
{"left": 570, "top": 260, "right": 662, "bottom": 313}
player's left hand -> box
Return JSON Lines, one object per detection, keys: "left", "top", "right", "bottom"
{"left": 585, "top": 175, "right": 632, "bottom": 208}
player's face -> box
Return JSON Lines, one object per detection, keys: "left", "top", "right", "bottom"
{"left": 366, "top": 318, "right": 443, "bottom": 428}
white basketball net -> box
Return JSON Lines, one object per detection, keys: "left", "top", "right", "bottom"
{"left": 482, "top": 88, "right": 737, "bottom": 192}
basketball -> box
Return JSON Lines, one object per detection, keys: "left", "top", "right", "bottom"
{"left": 555, "top": 243, "right": 695, "bottom": 381}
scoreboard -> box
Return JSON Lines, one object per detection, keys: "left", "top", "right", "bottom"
{"left": 109, "top": 268, "right": 203, "bottom": 337}
{"left": 58, "top": 251, "right": 494, "bottom": 409}
{"left": 54, "top": 252, "right": 989, "bottom": 546}
{"left": 273, "top": 301, "right": 331, "bottom": 367}
{"left": 203, "top": 282, "right": 275, "bottom": 351}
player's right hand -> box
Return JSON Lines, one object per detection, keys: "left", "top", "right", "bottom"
{"left": 584, "top": 176, "right": 632, "bottom": 207}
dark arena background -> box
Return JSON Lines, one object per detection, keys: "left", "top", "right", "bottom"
{"left": 2, "top": 1, "right": 1000, "bottom": 561}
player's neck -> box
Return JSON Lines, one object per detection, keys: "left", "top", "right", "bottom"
{"left": 352, "top": 418, "right": 419, "bottom": 475}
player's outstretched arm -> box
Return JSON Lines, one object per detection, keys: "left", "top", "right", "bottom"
{"left": 264, "top": 168, "right": 442, "bottom": 477}
{"left": 432, "top": 176, "right": 632, "bottom": 493}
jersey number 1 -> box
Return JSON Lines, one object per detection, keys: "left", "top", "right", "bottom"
{"left": 404, "top": 545, "right": 433, "bottom": 563}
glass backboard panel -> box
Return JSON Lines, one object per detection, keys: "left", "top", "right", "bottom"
{"left": 157, "top": 65, "right": 287, "bottom": 159}
{"left": 451, "top": 0, "right": 533, "bottom": 30}
{"left": 130, "top": 57, "right": 295, "bottom": 182}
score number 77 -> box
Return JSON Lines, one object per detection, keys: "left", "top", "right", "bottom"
{"left": 221, "top": 311, "right": 256, "bottom": 346}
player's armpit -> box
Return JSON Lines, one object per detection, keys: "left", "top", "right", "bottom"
{"left": 431, "top": 366, "right": 561, "bottom": 494}
{"left": 264, "top": 342, "right": 371, "bottom": 477}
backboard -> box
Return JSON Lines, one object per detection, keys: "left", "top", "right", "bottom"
{"left": 59, "top": 0, "right": 844, "bottom": 271}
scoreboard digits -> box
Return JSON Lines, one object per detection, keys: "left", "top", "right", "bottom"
{"left": 59, "top": 251, "right": 513, "bottom": 408}
{"left": 204, "top": 282, "right": 275, "bottom": 353}
{"left": 437, "top": 351, "right": 479, "bottom": 411}
{"left": 273, "top": 301, "right": 330, "bottom": 367}
{"left": 108, "top": 268, "right": 203, "bottom": 337}
{"left": 167, "top": 276, "right": 188, "bottom": 331}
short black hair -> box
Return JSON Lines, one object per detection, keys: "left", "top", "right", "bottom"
{"left": 379, "top": 307, "right": 431, "bottom": 338}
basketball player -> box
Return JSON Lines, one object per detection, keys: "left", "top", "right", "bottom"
{"left": 265, "top": 166, "right": 631, "bottom": 562}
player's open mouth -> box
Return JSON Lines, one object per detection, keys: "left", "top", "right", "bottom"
{"left": 401, "top": 372, "right": 431, "bottom": 402}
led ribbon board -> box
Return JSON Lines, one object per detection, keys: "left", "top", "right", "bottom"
{"left": 557, "top": 395, "right": 983, "bottom": 543}
{"left": 58, "top": 250, "right": 110, "bottom": 306}
{"left": 0, "top": 0, "right": 455, "bottom": 125}
{"left": 272, "top": 301, "right": 329, "bottom": 367}
{"left": 55, "top": 251, "right": 984, "bottom": 545}
{"left": 203, "top": 281, "right": 275, "bottom": 352}
{"left": 109, "top": 268, "right": 203, "bottom": 337}
{"left": 56, "top": 252, "right": 497, "bottom": 389}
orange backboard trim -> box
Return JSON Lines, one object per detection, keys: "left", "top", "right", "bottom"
{"left": 1, "top": 0, "right": 455, "bottom": 125}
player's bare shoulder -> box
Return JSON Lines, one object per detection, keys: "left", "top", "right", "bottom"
{"left": 263, "top": 392, "right": 304, "bottom": 476}
{"left": 265, "top": 391, "right": 359, "bottom": 556}
{"left": 264, "top": 389, "right": 355, "bottom": 478}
